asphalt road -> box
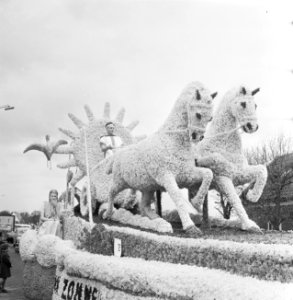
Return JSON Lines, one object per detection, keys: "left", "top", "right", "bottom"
{"left": 0, "top": 244, "right": 25, "bottom": 300}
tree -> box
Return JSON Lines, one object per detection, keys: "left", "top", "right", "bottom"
{"left": 214, "top": 192, "right": 233, "bottom": 219}
{"left": 19, "top": 211, "right": 41, "bottom": 225}
{"left": 244, "top": 134, "right": 293, "bottom": 229}
{"left": 0, "top": 211, "right": 12, "bottom": 216}
{"left": 30, "top": 211, "right": 41, "bottom": 225}
{"left": 20, "top": 212, "right": 31, "bottom": 224}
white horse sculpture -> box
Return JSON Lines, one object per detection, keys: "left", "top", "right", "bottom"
{"left": 104, "top": 82, "right": 217, "bottom": 236}
{"left": 195, "top": 86, "right": 267, "bottom": 233}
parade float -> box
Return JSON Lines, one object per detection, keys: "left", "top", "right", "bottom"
{"left": 21, "top": 83, "right": 293, "bottom": 300}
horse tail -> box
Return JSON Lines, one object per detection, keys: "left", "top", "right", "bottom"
{"left": 105, "top": 156, "right": 114, "bottom": 175}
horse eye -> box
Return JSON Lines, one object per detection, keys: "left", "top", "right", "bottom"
{"left": 255, "top": 104, "right": 257, "bottom": 109}
{"left": 209, "top": 117, "right": 213, "bottom": 122}
{"left": 196, "top": 113, "right": 202, "bottom": 120}
{"left": 241, "top": 102, "right": 246, "bottom": 109}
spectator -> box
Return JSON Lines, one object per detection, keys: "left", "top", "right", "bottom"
{"left": 100, "top": 122, "right": 123, "bottom": 158}
{"left": 0, "top": 243, "right": 11, "bottom": 293}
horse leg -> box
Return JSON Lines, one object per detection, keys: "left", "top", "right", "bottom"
{"left": 216, "top": 175, "right": 262, "bottom": 233}
{"left": 122, "top": 189, "right": 137, "bottom": 209}
{"left": 103, "top": 179, "right": 126, "bottom": 219}
{"left": 157, "top": 172, "right": 202, "bottom": 236}
{"left": 241, "top": 165, "right": 267, "bottom": 203}
{"left": 140, "top": 191, "right": 160, "bottom": 220}
{"left": 189, "top": 167, "right": 213, "bottom": 213}
{"left": 180, "top": 165, "right": 213, "bottom": 213}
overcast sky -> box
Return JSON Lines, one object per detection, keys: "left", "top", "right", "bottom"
{"left": 1, "top": 0, "right": 293, "bottom": 213}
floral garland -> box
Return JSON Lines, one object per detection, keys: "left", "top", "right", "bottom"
{"left": 35, "top": 235, "right": 61, "bottom": 267}
{"left": 78, "top": 222, "right": 293, "bottom": 282}
{"left": 110, "top": 208, "right": 173, "bottom": 233}
{"left": 20, "top": 226, "right": 293, "bottom": 299}
{"left": 62, "top": 251, "right": 293, "bottom": 300}
{"left": 62, "top": 216, "right": 91, "bottom": 248}
{"left": 19, "top": 229, "right": 38, "bottom": 262}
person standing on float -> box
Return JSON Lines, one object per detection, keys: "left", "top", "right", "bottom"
{"left": 100, "top": 122, "right": 123, "bottom": 158}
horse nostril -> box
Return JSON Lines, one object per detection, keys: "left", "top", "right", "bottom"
{"left": 256, "top": 124, "right": 259, "bottom": 131}
{"left": 191, "top": 132, "right": 197, "bottom": 140}
{"left": 247, "top": 122, "right": 252, "bottom": 130}
{"left": 199, "top": 135, "right": 204, "bottom": 141}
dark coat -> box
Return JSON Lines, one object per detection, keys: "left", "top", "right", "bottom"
{"left": 0, "top": 252, "right": 11, "bottom": 278}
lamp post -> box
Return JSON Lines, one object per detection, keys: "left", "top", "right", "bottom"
{"left": 0, "top": 105, "right": 14, "bottom": 111}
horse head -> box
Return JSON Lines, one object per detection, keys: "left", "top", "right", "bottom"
{"left": 186, "top": 85, "right": 217, "bottom": 142}
{"left": 231, "top": 86, "right": 260, "bottom": 133}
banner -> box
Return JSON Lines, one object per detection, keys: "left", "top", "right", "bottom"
{"left": 52, "top": 269, "right": 154, "bottom": 300}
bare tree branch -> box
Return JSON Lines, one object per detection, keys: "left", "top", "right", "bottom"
{"left": 244, "top": 133, "right": 293, "bottom": 229}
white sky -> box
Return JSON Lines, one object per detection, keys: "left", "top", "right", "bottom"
{"left": 1, "top": 0, "right": 293, "bottom": 212}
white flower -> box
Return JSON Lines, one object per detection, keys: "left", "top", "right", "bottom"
{"left": 35, "top": 235, "right": 60, "bottom": 267}
{"left": 19, "top": 229, "right": 38, "bottom": 262}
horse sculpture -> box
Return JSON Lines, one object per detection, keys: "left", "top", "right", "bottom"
{"left": 104, "top": 82, "right": 217, "bottom": 236}
{"left": 195, "top": 86, "right": 267, "bottom": 233}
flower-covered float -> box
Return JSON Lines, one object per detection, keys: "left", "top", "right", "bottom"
{"left": 20, "top": 83, "right": 293, "bottom": 300}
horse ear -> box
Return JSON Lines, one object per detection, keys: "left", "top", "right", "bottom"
{"left": 211, "top": 92, "right": 217, "bottom": 99}
{"left": 240, "top": 87, "right": 246, "bottom": 95}
{"left": 196, "top": 90, "right": 201, "bottom": 100}
{"left": 251, "top": 88, "right": 260, "bottom": 96}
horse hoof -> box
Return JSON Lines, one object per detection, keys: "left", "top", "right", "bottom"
{"left": 247, "top": 226, "right": 263, "bottom": 234}
{"left": 192, "top": 201, "right": 203, "bottom": 214}
{"left": 246, "top": 190, "right": 259, "bottom": 203}
{"left": 102, "top": 210, "right": 112, "bottom": 220}
{"left": 242, "top": 220, "right": 263, "bottom": 234}
{"left": 185, "top": 225, "right": 203, "bottom": 237}
{"left": 141, "top": 210, "right": 160, "bottom": 220}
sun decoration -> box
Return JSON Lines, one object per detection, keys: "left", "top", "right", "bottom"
{"left": 56, "top": 103, "right": 142, "bottom": 212}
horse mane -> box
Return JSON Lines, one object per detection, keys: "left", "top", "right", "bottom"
{"left": 214, "top": 85, "right": 250, "bottom": 115}
{"left": 173, "top": 82, "right": 207, "bottom": 107}
{"left": 160, "top": 81, "right": 211, "bottom": 132}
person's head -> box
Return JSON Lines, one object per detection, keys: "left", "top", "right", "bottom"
{"left": 49, "top": 189, "right": 58, "bottom": 207}
{"left": 0, "top": 243, "right": 9, "bottom": 253}
{"left": 105, "top": 122, "right": 115, "bottom": 135}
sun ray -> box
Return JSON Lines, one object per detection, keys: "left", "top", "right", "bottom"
{"left": 126, "top": 120, "right": 139, "bottom": 131}
{"left": 115, "top": 108, "right": 125, "bottom": 123}
{"left": 84, "top": 105, "right": 95, "bottom": 122}
{"left": 55, "top": 145, "right": 74, "bottom": 154}
{"left": 103, "top": 102, "right": 110, "bottom": 119}
{"left": 68, "top": 113, "right": 86, "bottom": 129}
{"left": 134, "top": 134, "right": 147, "bottom": 143}
{"left": 57, "top": 158, "right": 77, "bottom": 169}
{"left": 70, "top": 169, "right": 86, "bottom": 186}
{"left": 59, "top": 128, "right": 77, "bottom": 140}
